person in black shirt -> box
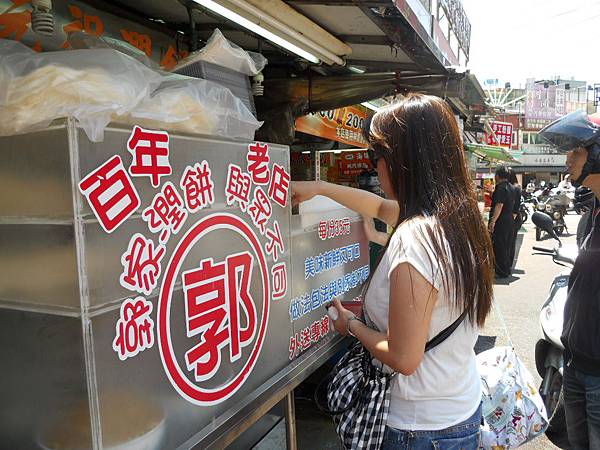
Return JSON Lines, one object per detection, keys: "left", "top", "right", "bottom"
{"left": 488, "top": 166, "right": 516, "bottom": 278}
{"left": 539, "top": 110, "right": 600, "bottom": 449}
{"left": 508, "top": 169, "right": 523, "bottom": 266}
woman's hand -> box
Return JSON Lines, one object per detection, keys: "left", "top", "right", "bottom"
{"left": 291, "top": 181, "right": 321, "bottom": 207}
{"left": 331, "top": 298, "right": 356, "bottom": 336}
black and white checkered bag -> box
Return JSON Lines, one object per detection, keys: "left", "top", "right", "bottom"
{"left": 324, "top": 340, "right": 393, "bottom": 449}
{"left": 315, "top": 310, "right": 467, "bottom": 449}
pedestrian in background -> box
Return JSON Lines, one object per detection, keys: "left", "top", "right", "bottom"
{"left": 489, "top": 166, "right": 516, "bottom": 279}
{"left": 508, "top": 168, "right": 522, "bottom": 267}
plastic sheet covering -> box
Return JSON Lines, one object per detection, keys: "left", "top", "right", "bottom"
{"left": 175, "top": 29, "right": 267, "bottom": 76}
{"left": 118, "top": 73, "right": 262, "bottom": 140}
{"left": 0, "top": 39, "right": 162, "bottom": 142}
{"left": 67, "top": 31, "right": 160, "bottom": 70}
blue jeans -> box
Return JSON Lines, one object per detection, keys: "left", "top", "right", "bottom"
{"left": 381, "top": 405, "right": 481, "bottom": 450}
{"left": 564, "top": 365, "right": 600, "bottom": 450}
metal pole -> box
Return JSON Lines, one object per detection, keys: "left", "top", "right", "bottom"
{"left": 285, "top": 391, "right": 297, "bottom": 450}
{"left": 314, "top": 150, "right": 321, "bottom": 181}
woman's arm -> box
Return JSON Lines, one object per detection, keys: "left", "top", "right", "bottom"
{"left": 331, "top": 263, "right": 437, "bottom": 375}
{"left": 292, "top": 181, "right": 400, "bottom": 228}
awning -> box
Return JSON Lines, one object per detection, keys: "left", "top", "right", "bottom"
{"left": 264, "top": 72, "right": 483, "bottom": 113}
{"left": 464, "top": 143, "right": 520, "bottom": 164}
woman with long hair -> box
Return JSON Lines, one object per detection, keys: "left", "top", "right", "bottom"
{"left": 292, "top": 94, "right": 494, "bottom": 449}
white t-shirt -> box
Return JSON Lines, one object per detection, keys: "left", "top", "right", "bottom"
{"left": 364, "top": 216, "right": 481, "bottom": 431}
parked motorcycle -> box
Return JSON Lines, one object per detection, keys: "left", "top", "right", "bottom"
{"left": 532, "top": 212, "right": 578, "bottom": 449}
{"left": 519, "top": 201, "right": 532, "bottom": 224}
{"left": 534, "top": 199, "right": 568, "bottom": 240}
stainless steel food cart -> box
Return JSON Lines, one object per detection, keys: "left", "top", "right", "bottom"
{"left": 0, "top": 119, "right": 369, "bottom": 449}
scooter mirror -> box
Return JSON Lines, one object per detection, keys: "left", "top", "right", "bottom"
{"left": 532, "top": 211, "right": 562, "bottom": 244}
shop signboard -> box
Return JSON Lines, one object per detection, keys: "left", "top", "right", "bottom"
{"left": 295, "top": 105, "right": 369, "bottom": 148}
{"left": 524, "top": 80, "right": 588, "bottom": 130}
{"left": 525, "top": 81, "right": 559, "bottom": 122}
{"left": 337, "top": 150, "right": 372, "bottom": 177}
{"left": 486, "top": 121, "right": 513, "bottom": 148}
{"left": 516, "top": 154, "right": 566, "bottom": 166}
{"left": 0, "top": 0, "right": 184, "bottom": 68}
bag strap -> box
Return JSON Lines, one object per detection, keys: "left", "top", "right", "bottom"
{"left": 424, "top": 309, "right": 468, "bottom": 352}
{"left": 362, "top": 279, "right": 468, "bottom": 353}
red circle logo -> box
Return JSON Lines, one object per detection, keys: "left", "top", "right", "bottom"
{"left": 157, "top": 213, "right": 270, "bottom": 405}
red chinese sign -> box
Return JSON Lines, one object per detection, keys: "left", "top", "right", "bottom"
{"left": 180, "top": 161, "right": 215, "bottom": 213}
{"left": 182, "top": 251, "right": 257, "bottom": 381}
{"left": 120, "top": 233, "right": 165, "bottom": 296}
{"left": 271, "top": 262, "right": 288, "bottom": 300}
{"left": 128, "top": 126, "right": 172, "bottom": 188}
{"left": 318, "top": 218, "right": 351, "bottom": 240}
{"left": 158, "top": 214, "right": 270, "bottom": 405}
{"left": 78, "top": 155, "right": 141, "bottom": 233}
{"left": 486, "top": 121, "right": 513, "bottom": 148}
{"left": 143, "top": 182, "right": 188, "bottom": 244}
{"left": 337, "top": 150, "right": 372, "bottom": 177}
{"left": 113, "top": 296, "right": 155, "bottom": 361}
{"left": 289, "top": 315, "right": 331, "bottom": 359}
{"left": 78, "top": 130, "right": 290, "bottom": 405}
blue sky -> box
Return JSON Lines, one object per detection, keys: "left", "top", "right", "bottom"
{"left": 461, "top": 0, "right": 600, "bottom": 87}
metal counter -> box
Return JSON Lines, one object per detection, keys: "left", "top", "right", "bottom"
{"left": 0, "top": 120, "right": 368, "bottom": 449}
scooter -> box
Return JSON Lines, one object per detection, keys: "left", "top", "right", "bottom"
{"left": 532, "top": 212, "right": 578, "bottom": 449}
{"left": 519, "top": 201, "right": 532, "bottom": 224}
{"left": 534, "top": 199, "right": 568, "bottom": 240}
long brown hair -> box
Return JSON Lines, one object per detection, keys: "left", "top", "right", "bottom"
{"left": 367, "top": 94, "right": 493, "bottom": 327}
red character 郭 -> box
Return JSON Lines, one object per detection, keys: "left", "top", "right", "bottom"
{"left": 182, "top": 252, "right": 257, "bottom": 382}
{"left": 265, "top": 220, "right": 284, "bottom": 262}
{"left": 225, "top": 164, "right": 252, "bottom": 211}
{"left": 120, "top": 233, "right": 166, "bottom": 296}
{"left": 248, "top": 187, "right": 272, "bottom": 234}
{"left": 318, "top": 220, "right": 328, "bottom": 240}
{"left": 113, "top": 296, "right": 155, "bottom": 361}
{"left": 143, "top": 182, "right": 188, "bottom": 243}
{"left": 127, "top": 126, "right": 172, "bottom": 188}
{"left": 79, "top": 155, "right": 141, "bottom": 233}
{"left": 268, "top": 164, "right": 290, "bottom": 208}
{"left": 180, "top": 161, "right": 214, "bottom": 213}
{"left": 247, "top": 142, "right": 270, "bottom": 185}
{"left": 271, "top": 262, "right": 287, "bottom": 300}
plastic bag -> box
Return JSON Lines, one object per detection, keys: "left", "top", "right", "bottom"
{"left": 478, "top": 346, "right": 549, "bottom": 449}
{"left": 67, "top": 31, "right": 160, "bottom": 70}
{"left": 175, "top": 29, "right": 267, "bottom": 75}
{"left": 0, "top": 39, "right": 162, "bottom": 141}
{"left": 116, "top": 73, "right": 262, "bottom": 140}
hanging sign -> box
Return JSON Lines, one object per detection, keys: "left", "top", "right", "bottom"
{"left": 295, "top": 105, "right": 369, "bottom": 148}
